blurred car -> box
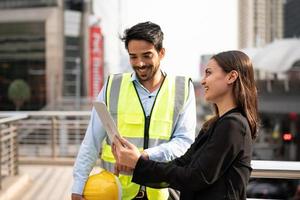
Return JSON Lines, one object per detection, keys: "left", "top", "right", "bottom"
{"left": 294, "top": 185, "right": 300, "bottom": 200}
{"left": 247, "top": 178, "right": 298, "bottom": 199}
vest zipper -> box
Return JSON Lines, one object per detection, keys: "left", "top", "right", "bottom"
{"left": 132, "top": 74, "right": 166, "bottom": 149}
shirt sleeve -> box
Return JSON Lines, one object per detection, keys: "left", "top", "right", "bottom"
{"left": 71, "top": 85, "right": 107, "bottom": 194}
{"left": 144, "top": 82, "right": 196, "bottom": 162}
{"left": 132, "top": 117, "right": 246, "bottom": 191}
{"left": 171, "top": 130, "right": 208, "bottom": 167}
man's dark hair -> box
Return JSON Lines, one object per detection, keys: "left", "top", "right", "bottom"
{"left": 121, "top": 21, "right": 164, "bottom": 52}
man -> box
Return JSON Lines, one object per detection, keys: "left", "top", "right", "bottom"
{"left": 72, "top": 21, "right": 196, "bottom": 200}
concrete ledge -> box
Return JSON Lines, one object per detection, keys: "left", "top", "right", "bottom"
{"left": 0, "top": 174, "right": 30, "bottom": 200}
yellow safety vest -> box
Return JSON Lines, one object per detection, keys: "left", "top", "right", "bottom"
{"left": 101, "top": 73, "right": 190, "bottom": 200}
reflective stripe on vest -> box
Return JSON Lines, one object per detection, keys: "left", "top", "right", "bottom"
{"left": 101, "top": 73, "right": 190, "bottom": 200}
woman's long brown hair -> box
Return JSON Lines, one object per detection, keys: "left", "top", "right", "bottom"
{"left": 202, "top": 51, "right": 259, "bottom": 139}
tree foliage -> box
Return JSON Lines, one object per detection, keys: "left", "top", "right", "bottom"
{"left": 8, "top": 79, "right": 31, "bottom": 110}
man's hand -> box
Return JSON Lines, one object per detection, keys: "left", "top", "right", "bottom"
{"left": 114, "top": 136, "right": 141, "bottom": 168}
{"left": 112, "top": 139, "right": 134, "bottom": 176}
{"left": 114, "top": 162, "right": 134, "bottom": 176}
{"left": 112, "top": 141, "right": 119, "bottom": 162}
{"left": 71, "top": 193, "right": 86, "bottom": 200}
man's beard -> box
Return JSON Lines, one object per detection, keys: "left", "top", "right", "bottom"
{"left": 134, "top": 65, "right": 156, "bottom": 81}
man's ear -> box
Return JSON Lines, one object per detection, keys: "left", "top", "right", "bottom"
{"left": 159, "top": 48, "right": 165, "bottom": 59}
{"left": 227, "top": 70, "right": 239, "bottom": 84}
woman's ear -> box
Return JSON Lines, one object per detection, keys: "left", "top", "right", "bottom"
{"left": 227, "top": 70, "right": 239, "bottom": 84}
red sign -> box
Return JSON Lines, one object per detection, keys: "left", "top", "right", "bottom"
{"left": 89, "top": 26, "right": 104, "bottom": 98}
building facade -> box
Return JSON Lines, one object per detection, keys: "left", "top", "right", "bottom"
{"left": 0, "top": 0, "right": 104, "bottom": 110}
{"left": 238, "top": 0, "right": 284, "bottom": 49}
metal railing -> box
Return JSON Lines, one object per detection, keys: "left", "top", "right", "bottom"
{"left": 0, "top": 111, "right": 90, "bottom": 164}
{"left": 0, "top": 114, "right": 27, "bottom": 189}
{"left": 251, "top": 160, "right": 300, "bottom": 179}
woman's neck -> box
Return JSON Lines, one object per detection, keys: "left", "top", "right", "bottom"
{"left": 216, "top": 94, "right": 237, "bottom": 117}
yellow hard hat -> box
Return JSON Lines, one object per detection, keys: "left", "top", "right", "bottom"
{"left": 83, "top": 170, "right": 122, "bottom": 200}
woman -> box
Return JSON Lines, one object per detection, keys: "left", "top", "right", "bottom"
{"left": 113, "top": 50, "right": 259, "bottom": 200}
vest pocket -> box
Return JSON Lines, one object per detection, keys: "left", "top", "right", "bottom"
{"left": 123, "top": 114, "right": 143, "bottom": 124}
{"left": 120, "top": 114, "right": 144, "bottom": 137}
{"left": 150, "top": 119, "right": 172, "bottom": 139}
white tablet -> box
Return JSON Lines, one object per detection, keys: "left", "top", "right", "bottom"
{"left": 93, "top": 101, "right": 121, "bottom": 143}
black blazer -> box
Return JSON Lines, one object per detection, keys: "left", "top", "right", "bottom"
{"left": 132, "top": 108, "right": 253, "bottom": 200}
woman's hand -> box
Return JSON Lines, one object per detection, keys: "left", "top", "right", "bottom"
{"left": 113, "top": 136, "right": 141, "bottom": 169}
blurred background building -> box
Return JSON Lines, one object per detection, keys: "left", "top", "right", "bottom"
{"left": 238, "top": 0, "right": 300, "bottom": 49}
{"left": 0, "top": 0, "right": 104, "bottom": 111}
{"left": 219, "top": 0, "right": 300, "bottom": 161}
{"left": 284, "top": 0, "right": 300, "bottom": 38}
{"left": 238, "top": 0, "right": 284, "bottom": 49}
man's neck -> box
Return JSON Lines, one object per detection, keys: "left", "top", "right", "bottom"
{"left": 141, "top": 71, "right": 164, "bottom": 93}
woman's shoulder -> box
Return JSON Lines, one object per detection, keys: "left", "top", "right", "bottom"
{"left": 222, "top": 111, "right": 247, "bottom": 123}
{"left": 218, "top": 108, "right": 247, "bottom": 123}
{"left": 217, "top": 111, "right": 250, "bottom": 135}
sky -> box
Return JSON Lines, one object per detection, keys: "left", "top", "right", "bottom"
{"left": 121, "top": 0, "right": 238, "bottom": 80}
{"left": 95, "top": 0, "right": 238, "bottom": 81}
